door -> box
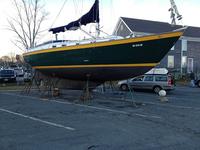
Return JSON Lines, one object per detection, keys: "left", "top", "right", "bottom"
{"left": 187, "top": 58, "right": 194, "bottom": 73}
{"left": 142, "top": 75, "right": 154, "bottom": 89}
{"left": 130, "top": 76, "right": 144, "bottom": 89}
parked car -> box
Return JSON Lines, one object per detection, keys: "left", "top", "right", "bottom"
{"left": 195, "top": 79, "right": 200, "bottom": 87}
{"left": 118, "top": 74, "right": 175, "bottom": 93}
{"left": 14, "top": 67, "right": 24, "bottom": 77}
{"left": 0, "top": 69, "right": 16, "bottom": 83}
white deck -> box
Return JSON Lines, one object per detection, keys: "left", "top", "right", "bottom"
{"left": 29, "top": 36, "right": 124, "bottom": 52}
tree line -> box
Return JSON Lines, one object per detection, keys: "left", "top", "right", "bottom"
{"left": 0, "top": 54, "right": 24, "bottom": 68}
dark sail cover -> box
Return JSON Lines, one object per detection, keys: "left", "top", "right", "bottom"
{"left": 49, "top": 0, "right": 99, "bottom": 34}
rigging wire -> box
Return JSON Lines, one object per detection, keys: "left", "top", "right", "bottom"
{"left": 38, "top": 0, "right": 69, "bottom": 42}
{"left": 80, "top": 0, "right": 83, "bottom": 17}
{"left": 73, "top": 0, "right": 78, "bottom": 17}
{"left": 35, "top": 0, "right": 69, "bottom": 33}
{"left": 50, "top": 0, "right": 69, "bottom": 29}
{"left": 109, "top": 0, "right": 116, "bottom": 34}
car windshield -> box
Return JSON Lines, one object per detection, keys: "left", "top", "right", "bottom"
{"left": 0, "top": 70, "right": 14, "bottom": 74}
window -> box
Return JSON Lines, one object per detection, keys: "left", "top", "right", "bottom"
{"left": 182, "top": 56, "right": 187, "bottom": 68}
{"left": 182, "top": 39, "right": 187, "bottom": 51}
{"left": 168, "top": 55, "right": 174, "bottom": 68}
{"left": 187, "top": 58, "right": 194, "bottom": 73}
{"left": 171, "top": 46, "right": 175, "bottom": 51}
{"left": 132, "top": 76, "right": 144, "bottom": 81}
{"left": 144, "top": 75, "right": 153, "bottom": 81}
{"left": 155, "top": 76, "right": 167, "bottom": 82}
{"left": 120, "top": 25, "right": 124, "bottom": 31}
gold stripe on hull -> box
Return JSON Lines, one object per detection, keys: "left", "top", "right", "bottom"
{"left": 24, "top": 31, "right": 183, "bottom": 56}
{"left": 33, "top": 63, "right": 159, "bottom": 69}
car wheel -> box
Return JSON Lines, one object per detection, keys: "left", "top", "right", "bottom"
{"left": 197, "top": 81, "right": 200, "bottom": 88}
{"left": 120, "top": 84, "right": 128, "bottom": 91}
{"left": 153, "top": 86, "right": 161, "bottom": 93}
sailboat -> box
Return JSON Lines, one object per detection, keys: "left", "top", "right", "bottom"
{"left": 23, "top": 0, "right": 184, "bottom": 89}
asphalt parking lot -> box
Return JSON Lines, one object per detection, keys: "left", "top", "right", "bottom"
{"left": 0, "top": 86, "right": 200, "bottom": 150}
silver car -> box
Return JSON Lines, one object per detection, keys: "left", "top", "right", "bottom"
{"left": 118, "top": 74, "right": 175, "bottom": 93}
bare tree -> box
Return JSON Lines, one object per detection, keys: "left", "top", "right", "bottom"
{"left": 1, "top": 56, "right": 11, "bottom": 63}
{"left": 8, "top": 0, "right": 48, "bottom": 51}
{"left": 0, "top": 56, "right": 12, "bottom": 67}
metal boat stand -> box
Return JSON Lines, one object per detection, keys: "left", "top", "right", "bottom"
{"left": 21, "top": 71, "right": 60, "bottom": 99}
{"left": 95, "top": 80, "right": 137, "bottom": 106}
{"left": 80, "top": 74, "right": 93, "bottom": 101}
{"left": 39, "top": 76, "right": 60, "bottom": 99}
{"left": 21, "top": 70, "right": 41, "bottom": 95}
{"left": 123, "top": 82, "right": 137, "bottom": 107}
{"left": 105, "top": 81, "right": 137, "bottom": 107}
{"left": 119, "top": 80, "right": 138, "bottom": 107}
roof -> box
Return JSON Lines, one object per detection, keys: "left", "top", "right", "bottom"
{"left": 121, "top": 17, "right": 200, "bottom": 38}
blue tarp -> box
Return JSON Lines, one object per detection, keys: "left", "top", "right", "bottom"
{"left": 49, "top": 0, "right": 99, "bottom": 34}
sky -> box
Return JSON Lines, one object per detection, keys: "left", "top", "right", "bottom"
{"left": 0, "top": 0, "right": 200, "bottom": 57}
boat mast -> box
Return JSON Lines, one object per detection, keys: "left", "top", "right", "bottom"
{"left": 96, "top": 0, "right": 100, "bottom": 37}
{"left": 96, "top": 22, "right": 100, "bottom": 37}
